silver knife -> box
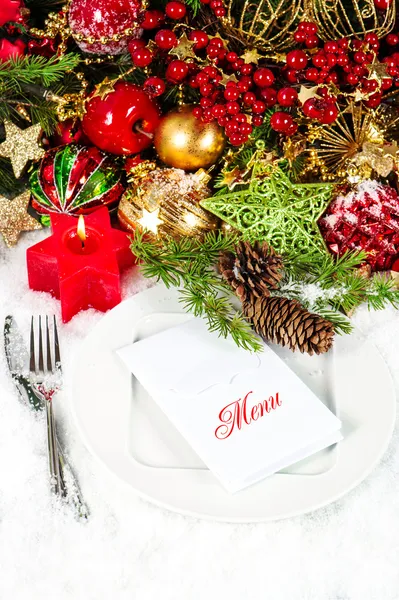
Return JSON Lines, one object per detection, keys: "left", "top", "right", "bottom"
{"left": 4, "top": 316, "right": 89, "bottom": 520}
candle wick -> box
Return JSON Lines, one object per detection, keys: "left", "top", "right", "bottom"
{"left": 81, "top": 239, "right": 85, "bottom": 250}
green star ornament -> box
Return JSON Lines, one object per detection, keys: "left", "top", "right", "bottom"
{"left": 201, "top": 167, "right": 334, "bottom": 255}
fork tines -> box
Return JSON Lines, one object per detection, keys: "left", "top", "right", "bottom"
{"left": 30, "top": 315, "right": 61, "bottom": 376}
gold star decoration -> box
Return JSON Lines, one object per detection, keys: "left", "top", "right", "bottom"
{"left": 242, "top": 49, "right": 261, "bottom": 64}
{"left": 219, "top": 166, "right": 245, "bottom": 190}
{"left": 92, "top": 77, "right": 117, "bottom": 101}
{"left": 0, "top": 121, "right": 45, "bottom": 179}
{"left": 169, "top": 33, "right": 197, "bottom": 61}
{"left": 366, "top": 57, "right": 389, "bottom": 85}
{"left": 298, "top": 85, "right": 320, "bottom": 105}
{"left": 220, "top": 72, "right": 238, "bottom": 87}
{"left": 0, "top": 189, "right": 42, "bottom": 247}
{"left": 138, "top": 208, "right": 163, "bottom": 235}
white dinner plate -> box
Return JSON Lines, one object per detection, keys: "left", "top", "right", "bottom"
{"left": 71, "top": 284, "right": 396, "bottom": 522}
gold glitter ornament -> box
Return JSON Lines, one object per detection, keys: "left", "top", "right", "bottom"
{"left": 0, "top": 190, "right": 42, "bottom": 247}
{"left": 0, "top": 121, "right": 45, "bottom": 179}
{"left": 118, "top": 166, "right": 218, "bottom": 239}
{"left": 153, "top": 105, "right": 226, "bottom": 171}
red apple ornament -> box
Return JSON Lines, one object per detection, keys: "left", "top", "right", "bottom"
{"left": 81, "top": 82, "right": 160, "bottom": 155}
{"left": 68, "top": 0, "right": 142, "bottom": 55}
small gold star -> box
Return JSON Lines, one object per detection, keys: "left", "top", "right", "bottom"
{"left": 220, "top": 166, "right": 244, "bottom": 189}
{"left": 298, "top": 85, "right": 320, "bottom": 105}
{"left": 242, "top": 49, "right": 261, "bottom": 64}
{"left": 220, "top": 72, "right": 238, "bottom": 87}
{"left": 0, "top": 121, "right": 44, "bottom": 179}
{"left": 138, "top": 208, "right": 163, "bottom": 235}
{"left": 92, "top": 77, "right": 117, "bottom": 101}
{"left": 366, "top": 58, "right": 389, "bottom": 84}
{"left": 169, "top": 33, "right": 197, "bottom": 61}
{"left": 0, "top": 189, "right": 42, "bottom": 247}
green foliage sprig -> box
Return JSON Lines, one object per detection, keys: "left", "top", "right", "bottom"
{"left": 278, "top": 250, "right": 399, "bottom": 334}
{"left": 0, "top": 54, "right": 81, "bottom": 87}
{"left": 131, "top": 230, "right": 264, "bottom": 353}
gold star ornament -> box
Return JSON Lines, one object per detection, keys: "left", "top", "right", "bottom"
{"left": 0, "top": 190, "right": 42, "bottom": 247}
{"left": 138, "top": 208, "right": 163, "bottom": 235}
{"left": 366, "top": 58, "right": 389, "bottom": 85}
{"left": 298, "top": 85, "right": 320, "bottom": 105}
{"left": 0, "top": 121, "right": 45, "bottom": 178}
{"left": 169, "top": 33, "right": 197, "bottom": 61}
{"left": 92, "top": 77, "right": 117, "bottom": 101}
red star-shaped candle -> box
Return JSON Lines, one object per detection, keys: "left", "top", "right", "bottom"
{"left": 27, "top": 207, "right": 135, "bottom": 322}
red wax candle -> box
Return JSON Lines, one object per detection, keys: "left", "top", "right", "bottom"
{"left": 27, "top": 207, "right": 135, "bottom": 322}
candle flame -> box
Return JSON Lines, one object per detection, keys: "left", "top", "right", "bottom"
{"left": 77, "top": 215, "right": 86, "bottom": 244}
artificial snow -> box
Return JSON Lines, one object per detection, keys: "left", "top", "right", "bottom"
{"left": 1, "top": 229, "right": 399, "bottom": 600}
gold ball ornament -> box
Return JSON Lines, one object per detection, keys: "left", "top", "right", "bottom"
{"left": 118, "top": 165, "right": 219, "bottom": 239}
{"left": 153, "top": 105, "right": 226, "bottom": 171}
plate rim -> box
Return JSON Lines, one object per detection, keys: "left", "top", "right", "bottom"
{"left": 70, "top": 285, "right": 396, "bottom": 523}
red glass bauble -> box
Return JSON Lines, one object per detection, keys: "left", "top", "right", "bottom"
{"left": 68, "top": 0, "right": 142, "bottom": 55}
{"left": 0, "top": 0, "right": 25, "bottom": 26}
{"left": 189, "top": 30, "right": 209, "bottom": 50}
{"left": 82, "top": 82, "right": 160, "bottom": 155}
{"left": 140, "top": 9, "right": 164, "bottom": 29}
{"left": 318, "top": 103, "right": 338, "bottom": 124}
{"left": 131, "top": 47, "right": 153, "bottom": 66}
{"left": 0, "top": 37, "right": 25, "bottom": 61}
{"left": 319, "top": 181, "right": 399, "bottom": 271}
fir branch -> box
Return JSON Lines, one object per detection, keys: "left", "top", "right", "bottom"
{"left": 0, "top": 54, "right": 81, "bottom": 87}
{"left": 366, "top": 274, "right": 399, "bottom": 310}
{"left": 184, "top": 0, "right": 202, "bottom": 15}
{"left": 131, "top": 230, "right": 263, "bottom": 352}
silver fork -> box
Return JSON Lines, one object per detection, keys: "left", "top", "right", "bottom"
{"left": 29, "top": 315, "right": 63, "bottom": 496}
{"left": 29, "top": 318, "right": 88, "bottom": 520}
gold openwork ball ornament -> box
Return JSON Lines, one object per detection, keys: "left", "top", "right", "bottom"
{"left": 118, "top": 164, "right": 219, "bottom": 239}
{"left": 153, "top": 105, "right": 226, "bottom": 171}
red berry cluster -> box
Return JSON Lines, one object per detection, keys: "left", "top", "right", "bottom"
{"left": 199, "top": 0, "right": 227, "bottom": 19}
{"left": 287, "top": 21, "right": 394, "bottom": 109}
{"left": 189, "top": 45, "right": 282, "bottom": 144}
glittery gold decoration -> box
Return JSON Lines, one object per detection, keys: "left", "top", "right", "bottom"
{"left": 306, "top": 103, "right": 385, "bottom": 180}
{"left": 242, "top": 49, "right": 261, "bottom": 64}
{"left": 220, "top": 72, "right": 239, "bottom": 87}
{"left": 0, "top": 121, "right": 45, "bottom": 178}
{"left": 303, "top": 0, "right": 395, "bottom": 41}
{"left": 118, "top": 167, "right": 218, "bottom": 240}
{"left": 352, "top": 141, "right": 394, "bottom": 177}
{"left": 0, "top": 190, "right": 42, "bottom": 247}
{"left": 92, "top": 77, "right": 117, "bottom": 100}
{"left": 153, "top": 105, "right": 226, "bottom": 171}
{"left": 365, "top": 57, "right": 390, "bottom": 85}
{"left": 169, "top": 33, "right": 197, "bottom": 61}
{"left": 221, "top": 0, "right": 301, "bottom": 53}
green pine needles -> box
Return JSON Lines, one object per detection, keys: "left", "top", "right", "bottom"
{"left": 131, "top": 230, "right": 264, "bottom": 353}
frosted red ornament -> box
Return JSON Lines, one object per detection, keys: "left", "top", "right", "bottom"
{"left": 319, "top": 181, "right": 399, "bottom": 271}
{"left": 68, "top": 0, "right": 142, "bottom": 55}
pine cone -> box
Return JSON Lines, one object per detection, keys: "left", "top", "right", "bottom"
{"left": 219, "top": 241, "right": 284, "bottom": 303}
{"left": 244, "top": 296, "right": 334, "bottom": 355}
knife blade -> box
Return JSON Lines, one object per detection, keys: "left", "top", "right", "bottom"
{"left": 4, "top": 315, "right": 42, "bottom": 411}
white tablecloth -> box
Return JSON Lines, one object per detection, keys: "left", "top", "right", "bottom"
{"left": 1, "top": 230, "right": 398, "bottom": 600}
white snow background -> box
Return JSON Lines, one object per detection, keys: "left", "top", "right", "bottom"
{"left": 0, "top": 230, "right": 398, "bottom": 600}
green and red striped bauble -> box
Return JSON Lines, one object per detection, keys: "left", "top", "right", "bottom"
{"left": 30, "top": 145, "right": 124, "bottom": 222}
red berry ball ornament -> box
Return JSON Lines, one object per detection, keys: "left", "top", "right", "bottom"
{"left": 286, "top": 49, "right": 308, "bottom": 70}
{"left": 68, "top": 0, "right": 142, "bottom": 55}
{"left": 166, "top": 60, "right": 189, "bottom": 82}
{"left": 253, "top": 68, "right": 275, "bottom": 87}
{"left": 374, "top": 0, "right": 392, "bottom": 9}
{"left": 155, "top": 29, "right": 177, "bottom": 50}
{"left": 82, "top": 82, "right": 160, "bottom": 155}
{"left": 319, "top": 181, "right": 399, "bottom": 271}
{"left": 165, "top": 1, "right": 187, "bottom": 19}
{"left": 277, "top": 87, "right": 298, "bottom": 107}
{"left": 270, "top": 111, "right": 296, "bottom": 134}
